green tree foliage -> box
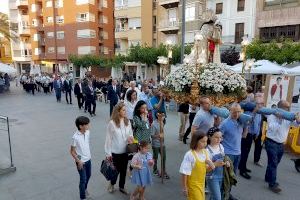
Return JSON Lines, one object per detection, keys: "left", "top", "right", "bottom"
{"left": 69, "top": 44, "right": 193, "bottom": 68}
{"left": 246, "top": 39, "right": 300, "bottom": 65}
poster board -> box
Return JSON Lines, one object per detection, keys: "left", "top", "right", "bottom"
{"left": 264, "top": 75, "right": 294, "bottom": 108}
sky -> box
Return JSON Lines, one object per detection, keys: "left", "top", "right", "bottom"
{"left": 0, "top": 0, "right": 9, "bottom": 14}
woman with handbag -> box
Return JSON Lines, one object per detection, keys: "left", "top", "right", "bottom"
{"left": 104, "top": 102, "right": 134, "bottom": 195}
{"left": 133, "top": 100, "right": 152, "bottom": 143}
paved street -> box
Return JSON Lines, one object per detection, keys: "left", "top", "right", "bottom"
{"left": 0, "top": 86, "right": 300, "bottom": 200}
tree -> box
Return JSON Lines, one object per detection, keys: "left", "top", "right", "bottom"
{"left": 221, "top": 46, "right": 240, "bottom": 66}
{"left": 0, "top": 12, "right": 17, "bottom": 42}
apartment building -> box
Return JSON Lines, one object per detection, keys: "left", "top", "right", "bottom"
{"left": 256, "top": 0, "right": 300, "bottom": 42}
{"left": 9, "top": 0, "right": 32, "bottom": 73}
{"left": 157, "top": 0, "right": 206, "bottom": 45}
{"left": 10, "top": 0, "right": 114, "bottom": 75}
{"left": 207, "top": 0, "right": 256, "bottom": 47}
{"left": 0, "top": 13, "right": 13, "bottom": 64}
{"left": 114, "top": 0, "right": 155, "bottom": 55}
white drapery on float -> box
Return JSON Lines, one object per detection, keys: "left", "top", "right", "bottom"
{"left": 0, "top": 63, "right": 17, "bottom": 75}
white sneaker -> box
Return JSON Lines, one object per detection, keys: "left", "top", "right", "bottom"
{"left": 107, "top": 183, "right": 115, "bottom": 193}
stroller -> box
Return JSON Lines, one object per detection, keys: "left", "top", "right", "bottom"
{"left": 291, "top": 158, "right": 300, "bottom": 172}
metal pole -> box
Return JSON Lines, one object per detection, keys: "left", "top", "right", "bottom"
{"left": 7, "top": 117, "right": 14, "bottom": 167}
{"left": 180, "top": 0, "right": 186, "bottom": 64}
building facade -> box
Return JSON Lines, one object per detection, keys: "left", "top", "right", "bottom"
{"left": 256, "top": 0, "right": 300, "bottom": 42}
{"left": 157, "top": 0, "right": 207, "bottom": 45}
{"left": 207, "top": 0, "right": 256, "bottom": 47}
{"left": 0, "top": 13, "right": 13, "bottom": 64}
{"left": 9, "top": 0, "right": 114, "bottom": 76}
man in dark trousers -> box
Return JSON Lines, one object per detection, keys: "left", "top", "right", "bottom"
{"left": 53, "top": 75, "right": 63, "bottom": 102}
{"left": 74, "top": 79, "right": 85, "bottom": 110}
{"left": 107, "top": 79, "right": 120, "bottom": 116}
{"left": 84, "top": 80, "right": 97, "bottom": 117}
{"left": 64, "top": 76, "right": 73, "bottom": 104}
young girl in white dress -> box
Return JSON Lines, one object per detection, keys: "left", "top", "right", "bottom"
{"left": 130, "top": 141, "right": 154, "bottom": 200}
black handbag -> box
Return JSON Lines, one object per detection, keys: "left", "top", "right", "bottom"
{"left": 126, "top": 143, "right": 139, "bottom": 155}
{"left": 100, "top": 159, "right": 118, "bottom": 182}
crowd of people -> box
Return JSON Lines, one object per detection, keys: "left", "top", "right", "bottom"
{"left": 13, "top": 73, "right": 295, "bottom": 200}
{"left": 0, "top": 73, "right": 10, "bottom": 93}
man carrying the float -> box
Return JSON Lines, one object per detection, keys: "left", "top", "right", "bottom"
{"left": 265, "top": 100, "right": 300, "bottom": 193}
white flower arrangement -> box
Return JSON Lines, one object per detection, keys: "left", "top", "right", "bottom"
{"left": 165, "top": 65, "right": 194, "bottom": 92}
{"left": 199, "top": 63, "right": 247, "bottom": 94}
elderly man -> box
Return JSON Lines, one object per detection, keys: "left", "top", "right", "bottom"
{"left": 265, "top": 100, "right": 300, "bottom": 193}
{"left": 220, "top": 103, "right": 247, "bottom": 173}
{"left": 238, "top": 97, "right": 265, "bottom": 180}
{"left": 191, "top": 97, "right": 219, "bottom": 135}
{"left": 125, "top": 81, "right": 140, "bottom": 101}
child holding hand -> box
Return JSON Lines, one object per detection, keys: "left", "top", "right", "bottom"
{"left": 130, "top": 141, "right": 154, "bottom": 200}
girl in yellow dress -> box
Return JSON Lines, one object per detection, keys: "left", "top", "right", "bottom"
{"left": 180, "top": 132, "right": 215, "bottom": 200}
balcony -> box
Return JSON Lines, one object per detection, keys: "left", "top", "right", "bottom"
{"left": 159, "top": 0, "right": 179, "bottom": 9}
{"left": 19, "top": 27, "right": 30, "bottom": 36}
{"left": 115, "top": 48, "right": 128, "bottom": 55}
{"left": 158, "top": 20, "right": 179, "bottom": 34}
{"left": 115, "top": 28, "right": 128, "bottom": 39}
{"left": 16, "top": 0, "right": 28, "bottom": 9}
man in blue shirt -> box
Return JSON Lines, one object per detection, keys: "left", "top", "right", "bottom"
{"left": 238, "top": 97, "right": 264, "bottom": 179}
{"left": 150, "top": 87, "right": 166, "bottom": 122}
{"left": 220, "top": 103, "right": 247, "bottom": 173}
{"left": 220, "top": 103, "right": 247, "bottom": 200}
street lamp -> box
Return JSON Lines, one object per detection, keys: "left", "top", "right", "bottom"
{"left": 240, "top": 36, "right": 250, "bottom": 75}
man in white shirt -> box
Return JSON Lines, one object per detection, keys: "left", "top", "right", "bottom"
{"left": 70, "top": 116, "right": 91, "bottom": 200}
{"left": 265, "top": 100, "right": 300, "bottom": 193}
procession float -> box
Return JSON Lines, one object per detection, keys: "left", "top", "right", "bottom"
{"left": 159, "top": 10, "right": 247, "bottom": 106}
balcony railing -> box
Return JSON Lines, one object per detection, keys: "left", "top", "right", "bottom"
{"left": 16, "top": 0, "right": 28, "bottom": 8}
{"left": 19, "top": 27, "right": 30, "bottom": 35}
{"left": 159, "top": 20, "right": 179, "bottom": 29}
{"left": 159, "top": 0, "right": 179, "bottom": 8}
{"left": 115, "top": 28, "right": 127, "bottom": 32}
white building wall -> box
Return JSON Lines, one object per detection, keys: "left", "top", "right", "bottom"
{"left": 207, "top": 0, "right": 256, "bottom": 44}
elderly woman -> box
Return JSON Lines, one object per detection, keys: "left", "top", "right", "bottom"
{"left": 104, "top": 102, "right": 134, "bottom": 195}
{"left": 125, "top": 90, "right": 138, "bottom": 122}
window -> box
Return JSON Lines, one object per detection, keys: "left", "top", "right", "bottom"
{"left": 33, "top": 34, "right": 40, "bottom": 41}
{"left": 55, "top": 0, "right": 63, "bottom": 8}
{"left": 128, "top": 18, "right": 141, "bottom": 29}
{"left": 216, "top": 3, "right": 223, "bottom": 14}
{"left": 185, "top": 6, "right": 195, "bottom": 21}
{"left": 48, "top": 47, "right": 55, "bottom": 53}
{"left": 57, "top": 47, "right": 65, "bottom": 54}
{"left": 47, "top": 17, "right": 53, "bottom": 23}
{"left": 57, "top": 31, "right": 65, "bottom": 39}
{"left": 77, "top": 29, "right": 96, "bottom": 38}
{"left": 259, "top": 25, "right": 299, "bottom": 42}
{"left": 115, "top": 0, "right": 128, "bottom": 7}
{"left": 103, "top": 31, "right": 108, "bottom": 39}
{"left": 76, "top": 0, "right": 95, "bottom": 5}
{"left": 185, "top": 32, "right": 194, "bottom": 44}
{"left": 76, "top": 13, "right": 95, "bottom": 22}
{"left": 47, "top": 32, "right": 54, "bottom": 38}
{"left": 31, "top": 4, "right": 37, "bottom": 12}
{"left": 168, "top": 9, "right": 177, "bottom": 22}
{"left": 166, "top": 34, "right": 177, "bottom": 45}
{"left": 78, "top": 46, "right": 96, "bottom": 55}
{"left": 35, "top": 48, "right": 41, "bottom": 55}
{"left": 46, "top": 1, "right": 52, "bottom": 7}
{"left": 237, "top": 0, "right": 245, "bottom": 11}
{"left": 129, "top": 40, "right": 141, "bottom": 47}
{"left": 128, "top": 0, "right": 141, "bottom": 7}
{"left": 32, "top": 19, "right": 38, "bottom": 27}
{"left": 102, "top": 0, "right": 108, "bottom": 8}
{"left": 103, "top": 16, "right": 108, "bottom": 24}
{"left": 103, "top": 47, "right": 109, "bottom": 55}
{"left": 56, "top": 16, "right": 64, "bottom": 24}
{"left": 235, "top": 23, "right": 244, "bottom": 44}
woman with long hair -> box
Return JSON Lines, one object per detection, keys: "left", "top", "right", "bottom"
{"left": 104, "top": 102, "right": 134, "bottom": 195}
{"left": 125, "top": 90, "right": 138, "bottom": 121}
{"left": 133, "top": 100, "right": 151, "bottom": 143}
